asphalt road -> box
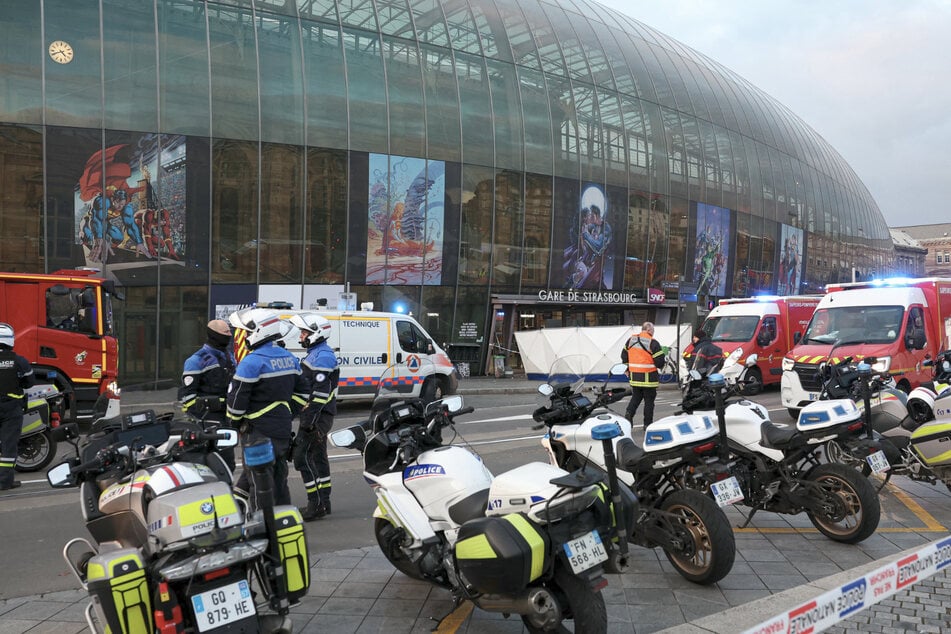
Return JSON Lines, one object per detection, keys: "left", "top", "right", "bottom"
{"left": 0, "top": 387, "right": 791, "bottom": 600}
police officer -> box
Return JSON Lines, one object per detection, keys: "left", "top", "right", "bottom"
{"left": 622, "top": 321, "right": 665, "bottom": 428}
{"left": 0, "top": 323, "right": 35, "bottom": 491}
{"left": 286, "top": 312, "right": 338, "bottom": 521}
{"left": 180, "top": 319, "right": 237, "bottom": 469}
{"left": 227, "top": 309, "right": 308, "bottom": 507}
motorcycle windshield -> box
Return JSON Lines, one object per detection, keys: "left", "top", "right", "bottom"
{"left": 369, "top": 359, "right": 434, "bottom": 432}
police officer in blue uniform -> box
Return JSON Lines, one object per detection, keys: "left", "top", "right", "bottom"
{"left": 0, "top": 323, "right": 35, "bottom": 491}
{"left": 286, "top": 312, "right": 339, "bottom": 521}
{"left": 180, "top": 319, "right": 237, "bottom": 469}
{"left": 227, "top": 309, "right": 308, "bottom": 506}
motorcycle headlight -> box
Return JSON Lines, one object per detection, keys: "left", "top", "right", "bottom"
{"left": 870, "top": 357, "right": 891, "bottom": 373}
{"left": 158, "top": 539, "right": 268, "bottom": 581}
{"left": 782, "top": 357, "right": 795, "bottom": 372}
{"left": 531, "top": 487, "right": 599, "bottom": 524}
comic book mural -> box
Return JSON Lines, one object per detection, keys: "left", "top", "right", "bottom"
{"left": 74, "top": 135, "right": 186, "bottom": 266}
{"left": 366, "top": 153, "right": 445, "bottom": 285}
{"left": 563, "top": 184, "right": 614, "bottom": 289}
{"left": 777, "top": 224, "right": 803, "bottom": 295}
{"left": 693, "top": 203, "right": 731, "bottom": 298}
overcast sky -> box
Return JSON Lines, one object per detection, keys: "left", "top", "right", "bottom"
{"left": 595, "top": 0, "right": 951, "bottom": 227}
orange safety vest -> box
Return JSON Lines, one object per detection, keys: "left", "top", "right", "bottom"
{"left": 627, "top": 334, "right": 660, "bottom": 388}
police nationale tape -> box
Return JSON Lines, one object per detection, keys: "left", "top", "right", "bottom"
{"left": 743, "top": 535, "right": 951, "bottom": 634}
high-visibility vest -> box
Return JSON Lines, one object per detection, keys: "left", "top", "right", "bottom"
{"left": 627, "top": 334, "right": 659, "bottom": 388}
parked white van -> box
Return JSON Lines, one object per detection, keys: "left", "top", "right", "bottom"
{"left": 232, "top": 304, "right": 458, "bottom": 402}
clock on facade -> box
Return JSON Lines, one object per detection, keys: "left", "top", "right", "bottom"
{"left": 48, "top": 40, "right": 74, "bottom": 64}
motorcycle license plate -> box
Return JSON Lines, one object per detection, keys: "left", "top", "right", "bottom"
{"left": 711, "top": 476, "right": 745, "bottom": 506}
{"left": 191, "top": 580, "right": 256, "bottom": 632}
{"left": 563, "top": 530, "right": 608, "bottom": 574}
{"left": 866, "top": 450, "right": 891, "bottom": 474}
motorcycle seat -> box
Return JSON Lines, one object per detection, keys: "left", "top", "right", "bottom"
{"left": 616, "top": 437, "right": 645, "bottom": 472}
{"left": 760, "top": 421, "right": 799, "bottom": 449}
{"left": 449, "top": 487, "right": 491, "bottom": 525}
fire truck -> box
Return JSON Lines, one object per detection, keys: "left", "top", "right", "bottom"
{"left": 0, "top": 269, "right": 120, "bottom": 424}
{"left": 781, "top": 277, "right": 951, "bottom": 418}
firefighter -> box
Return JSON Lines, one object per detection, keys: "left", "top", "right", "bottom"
{"left": 286, "top": 312, "right": 338, "bottom": 521}
{"left": 180, "top": 319, "right": 237, "bottom": 469}
{"left": 0, "top": 323, "right": 35, "bottom": 491}
{"left": 227, "top": 309, "right": 308, "bottom": 507}
{"left": 621, "top": 321, "right": 665, "bottom": 428}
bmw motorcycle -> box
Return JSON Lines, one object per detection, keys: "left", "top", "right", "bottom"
{"left": 330, "top": 363, "right": 623, "bottom": 633}
{"left": 16, "top": 376, "right": 66, "bottom": 472}
{"left": 533, "top": 355, "right": 736, "bottom": 584}
{"left": 48, "top": 410, "right": 308, "bottom": 634}
{"left": 906, "top": 350, "right": 951, "bottom": 424}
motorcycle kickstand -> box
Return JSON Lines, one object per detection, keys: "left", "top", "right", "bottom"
{"left": 738, "top": 506, "right": 760, "bottom": 530}
{"left": 876, "top": 471, "right": 892, "bottom": 493}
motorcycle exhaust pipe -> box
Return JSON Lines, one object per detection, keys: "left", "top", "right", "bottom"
{"left": 473, "top": 586, "right": 561, "bottom": 627}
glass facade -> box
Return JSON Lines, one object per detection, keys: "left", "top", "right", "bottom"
{"left": 0, "top": 0, "right": 894, "bottom": 383}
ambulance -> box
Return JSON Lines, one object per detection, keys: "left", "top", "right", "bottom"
{"left": 682, "top": 295, "right": 820, "bottom": 394}
{"left": 232, "top": 304, "right": 458, "bottom": 402}
{"left": 781, "top": 278, "right": 951, "bottom": 418}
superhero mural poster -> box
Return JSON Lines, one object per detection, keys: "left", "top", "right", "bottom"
{"left": 366, "top": 154, "right": 445, "bottom": 285}
{"left": 74, "top": 135, "right": 186, "bottom": 267}
{"left": 563, "top": 184, "right": 614, "bottom": 289}
{"left": 777, "top": 224, "right": 803, "bottom": 295}
{"left": 692, "top": 203, "right": 731, "bottom": 298}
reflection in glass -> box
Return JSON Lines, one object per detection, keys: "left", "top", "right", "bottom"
{"left": 306, "top": 148, "right": 347, "bottom": 283}
{"left": 159, "top": 0, "right": 210, "bottom": 136}
{"left": 260, "top": 143, "right": 303, "bottom": 283}
{"left": 301, "top": 19, "right": 348, "bottom": 149}
{"left": 521, "top": 173, "right": 553, "bottom": 291}
{"left": 344, "top": 28, "right": 388, "bottom": 153}
{"left": 384, "top": 37, "right": 426, "bottom": 159}
{"left": 258, "top": 11, "right": 304, "bottom": 145}
{"left": 44, "top": 0, "right": 102, "bottom": 127}
{"left": 0, "top": 125, "right": 43, "bottom": 270}
{"left": 459, "top": 165, "right": 494, "bottom": 285}
{"left": 0, "top": 3, "right": 42, "bottom": 123}
{"left": 212, "top": 139, "right": 258, "bottom": 282}
{"left": 103, "top": 0, "right": 158, "bottom": 132}
{"left": 208, "top": 5, "right": 259, "bottom": 140}
{"left": 492, "top": 170, "right": 523, "bottom": 291}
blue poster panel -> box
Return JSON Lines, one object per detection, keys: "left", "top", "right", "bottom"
{"left": 777, "top": 224, "right": 804, "bottom": 295}
{"left": 693, "top": 202, "right": 732, "bottom": 298}
{"left": 563, "top": 183, "right": 615, "bottom": 289}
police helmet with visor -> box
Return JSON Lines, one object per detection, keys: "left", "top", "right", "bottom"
{"left": 230, "top": 308, "right": 283, "bottom": 349}
{"left": 288, "top": 312, "right": 332, "bottom": 347}
{"left": 0, "top": 322, "right": 14, "bottom": 348}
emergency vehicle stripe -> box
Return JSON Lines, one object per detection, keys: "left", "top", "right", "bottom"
{"left": 234, "top": 329, "right": 250, "bottom": 362}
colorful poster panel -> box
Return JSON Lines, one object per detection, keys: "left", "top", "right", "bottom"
{"left": 693, "top": 203, "right": 732, "bottom": 298}
{"left": 563, "top": 184, "right": 615, "bottom": 289}
{"left": 366, "top": 153, "right": 445, "bottom": 285}
{"left": 74, "top": 135, "right": 186, "bottom": 267}
{"left": 777, "top": 224, "right": 804, "bottom": 295}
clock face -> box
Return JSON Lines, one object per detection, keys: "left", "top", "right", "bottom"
{"left": 49, "top": 40, "right": 74, "bottom": 64}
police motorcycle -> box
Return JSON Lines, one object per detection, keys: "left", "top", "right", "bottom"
{"left": 905, "top": 349, "right": 951, "bottom": 424}
{"left": 682, "top": 353, "right": 881, "bottom": 544}
{"left": 15, "top": 371, "right": 67, "bottom": 472}
{"left": 532, "top": 355, "right": 736, "bottom": 585}
{"left": 47, "top": 409, "right": 310, "bottom": 634}
{"left": 329, "top": 362, "right": 622, "bottom": 633}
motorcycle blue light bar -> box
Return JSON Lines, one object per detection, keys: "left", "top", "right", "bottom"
{"left": 591, "top": 423, "right": 622, "bottom": 440}
{"left": 244, "top": 440, "right": 275, "bottom": 467}
{"left": 708, "top": 373, "right": 726, "bottom": 388}
{"left": 857, "top": 362, "right": 872, "bottom": 375}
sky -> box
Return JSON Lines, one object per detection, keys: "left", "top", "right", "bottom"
{"left": 595, "top": 0, "right": 951, "bottom": 227}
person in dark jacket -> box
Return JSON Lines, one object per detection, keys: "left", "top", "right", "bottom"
{"left": 621, "top": 321, "right": 665, "bottom": 427}
{"left": 691, "top": 330, "right": 724, "bottom": 376}
{"left": 0, "top": 323, "right": 35, "bottom": 491}
{"left": 227, "top": 308, "right": 308, "bottom": 507}
{"left": 180, "top": 319, "right": 237, "bottom": 469}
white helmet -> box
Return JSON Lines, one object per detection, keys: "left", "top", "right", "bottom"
{"left": 0, "top": 323, "right": 13, "bottom": 348}
{"left": 288, "top": 312, "right": 332, "bottom": 347}
{"left": 231, "top": 308, "right": 283, "bottom": 349}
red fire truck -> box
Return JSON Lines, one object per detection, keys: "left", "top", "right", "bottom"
{"left": 0, "top": 269, "right": 120, "bottom": 424}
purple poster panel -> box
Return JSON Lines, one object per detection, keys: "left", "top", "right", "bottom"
{"left": 74, "top": 135, "right": 186, "bottom": 266}
{"left": 693, "top": 202, "right": 731, "bottom": 297}
{"left": 367, "top": 154, "right": 445, "bottom": 285}
{"left": 777, "top": 224, "right": 803, "bottom": 295}
{"left": 564, "top": 184, "right": 614, "bottom": 289}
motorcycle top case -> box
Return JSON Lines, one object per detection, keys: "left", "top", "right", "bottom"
{"left": 795, "top": 399, "right": 860, "bottom": 434}
{"left": 86, "top": 547, "right": 152, "bottom": 634}
{"left": 485, "top": 462, "right": 572, "bottom": 517}
{"left": 910, "top": 419, "right": 951, "bottom": 467}
{"left": 643, "top": 414, "right": 718, "bottom": 453}
{"left": 455, "top": 513, "right": 550, "bottom": 595}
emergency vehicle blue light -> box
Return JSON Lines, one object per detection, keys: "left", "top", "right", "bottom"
{"left": 753, "top": 295, "right": 779, "bottom": 302}
{"left": 393, "top": 303, "right": 406, "bottom": 314}
{"left": 244, "top": 440, "right": 275, "bottom": 467}
{"left": 708, "top": 373, "right": 725, "bottom": 388}
{"left": 870, "top": 277, "right": 914, "bottom": 287}
{"left": 591, "top": 423, "right": 622, "bottom": 440}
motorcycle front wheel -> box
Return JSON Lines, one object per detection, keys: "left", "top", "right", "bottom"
{"left": 16, "top": 430, "right": 56, "bottom": 472}
{"left": 805, "top": 463, "right": 880, "bottom": 543}
{"left": 660, "top": 489, "right": 736, "bottom": 585}
{"left": 522, "top": 565, "right": 606, "bottom": 634}
{"left": 374, "top": 518, "right": 425, "bottom": 580}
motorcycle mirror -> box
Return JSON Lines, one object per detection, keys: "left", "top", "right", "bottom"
{"left": 47, "top": 461, "right": 77, "bottom": 488}
{"left": 608, "top": 363, "right": 627, "bottom": 378}
{"left": 330, "top": 425, "right": 366, "bottom": 450}
{"left": 215, "top": 429, "right": 238, "bottom": 449}
{"left": 745, "top": 354, "right": 758, "bottom": 367}
{"left": 425, "top": 395, "right": 463, "bottom": 417}
{"left": 537, "top": 384, "right": 554, "bottom": 397}
{"left": 51, "top": 423, "right": 80, "bottom": 443}
{"left": 689, "top": 369, "right": 701, "bottom": 380}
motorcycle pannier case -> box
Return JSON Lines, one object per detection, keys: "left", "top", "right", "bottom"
{"left": 86, "top": 548, "right": 153, "bottom": 634}
{"left": 455, "top": 513, "right": 550, "bottom": 595}
{"left": 910, "top": 420, "right": 951, "bottom": 467}
{"left": 274, "top": 506, "right": 310, "bottom": 601}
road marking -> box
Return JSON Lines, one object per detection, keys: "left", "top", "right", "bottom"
{"left": 458, "top": 414, "right": 534, "bottom": 425}
{"left": 886, "top": 481, "right": 946, "bottom": 530}
{"left": 433, "top": 601, "right": 473, "bottom": 633}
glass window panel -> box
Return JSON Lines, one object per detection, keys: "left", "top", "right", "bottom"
{"left": 539, "top": 2, "right": 590, "bottom": 82}
{"left": 599, "top": 90, "right": 626, "bottom": 187}
{"left": 304, "top": 148, "right": 347, "bottom": 283}
{"left": 517, "top": 66, "right": 553, "bottom": 175}
{"left": 259, "top": 143, "right": 303, "bottom": 283}
{"left": 547, "top": 74, "right": 578, "bottom": 179}
{"left": 421, "top": 44, "right": 461, "bottom": 162}
{"left": 459, "top": 164, "right": 494, "bottom": 285}
{"left": 468, "top": 0, "right": 510, "bottom": 61}
{"left": 571, "top": 16, "right": 614, "bottom": 91}
{"left": 664, "top": 196, "right": 686, "bottom": 287}
{"left": 607, "top": 26, "right": 656, "bottom": 103}
{"left": 495, "top": 0, "right": 540, "bottom": 70}
{"left": 549, "top": 176, "right": 579, "bottom": 288}
{"left": 343, "top": 28, "right": 388, "bottom": 152}
{"left": 455, "top": 52, "right": 494, "bottom": 167}
{"left": 420, "top": 285, "right": 455, "bottom": 350}
{"left": 338, "top": 0, "right": 379, "bottom": 30}
{"left": 573, "top": 83, "right": 603, "bottom": 183}
{"left": 698, "top": 120, "right": 721, "bottom": 205}
{"left": 212, "top": 139, "right": 259, "bottom": 282}
{"left": 663, "top": 107, "right": 686, "bottom": 199}
{"left": 45, "top": 127, "right": 102, "bottom": 270}
{"left": 208, "top": 5, "right": 259, "bottom": 140}
{"left": 0, "top": 2, "right": 42, "bottom": 123}
{"left": 44, "top": 0, "right": 102, "bottom": 127}
{"left": 452, "top": 285, "right": 488, "bottom": 374}
{"left": 375, "top": 0, "right": 414, "bottom": 36}
{"left": 405, "top": 0, "right": 449, "bottom": 47}
{"left": 115, "top": 286, "right": 157, "bottom": 383}
{"left": 0, "top": 125, "right": 44, "bottom": 271}
{"left": 519, "top": 1, "right": 565, "bottom": 77}
{"left": 160, "top": 134, "right": 211, "bottom": 285}
{"left": 158, "top": 1, "right": 210, "bottom": 136}
{"left": 103, "top": 0, "right": 158, "bottom": 132}
{"left": 298, "top": 0, "right": 339, "bottom": 21}
{"left": 521, "top": 172, "right": 552, "bottom": 291}
{"left": 384, "top": 37, "right": 426, "bottom": 158}
{"left": 620, "top": 95, "right": 648, "bottom": 192}
{"left": 159, "top": 285, "right": 209, "bottom": 383}
{"left": 442, "top": 1, "right": 482, "bottom": 55}
{"left": 301, "top": 20, "right": 348, "bottom": 149}
{"left": 652, "top": 45, "right": 695, "bottom": 116}
{"left": 624, "top": 190, "right": 650, "bottom": 289}
{"left": 487, "top": 58, "right": 523, "bottom": 171}
{"left": 258, "top": 11, "right": 304, "bottom": 145}
{"left": 492, "top": 170, "right": 523, "bottom": 291}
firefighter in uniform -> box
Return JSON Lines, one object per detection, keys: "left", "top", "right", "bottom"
{"left": 227, "top": 309, "right": 308, "bottom": 507}
{"left": 622, "top": 321, "right": 665, "bottom": 428}
{"left": 286, "top": 312, "right": 338, "bottom": 521}
{"left": 0, "top": 323, "right": 35, "bottom": 491}
{"left": 180, "top": 319, "right": 237, "bottom": 469}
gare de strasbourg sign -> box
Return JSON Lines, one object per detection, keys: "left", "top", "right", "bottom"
{"left": 535, "top": 288, "right": 667, "bottom": 305}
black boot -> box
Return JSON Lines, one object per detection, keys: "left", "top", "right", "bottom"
{"left": 300, "top": 497, "right": 327, "bottom": 521}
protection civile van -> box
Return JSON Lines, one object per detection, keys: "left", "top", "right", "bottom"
{"left": 234, "top": 304, "right": 458, "bottom": 402}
